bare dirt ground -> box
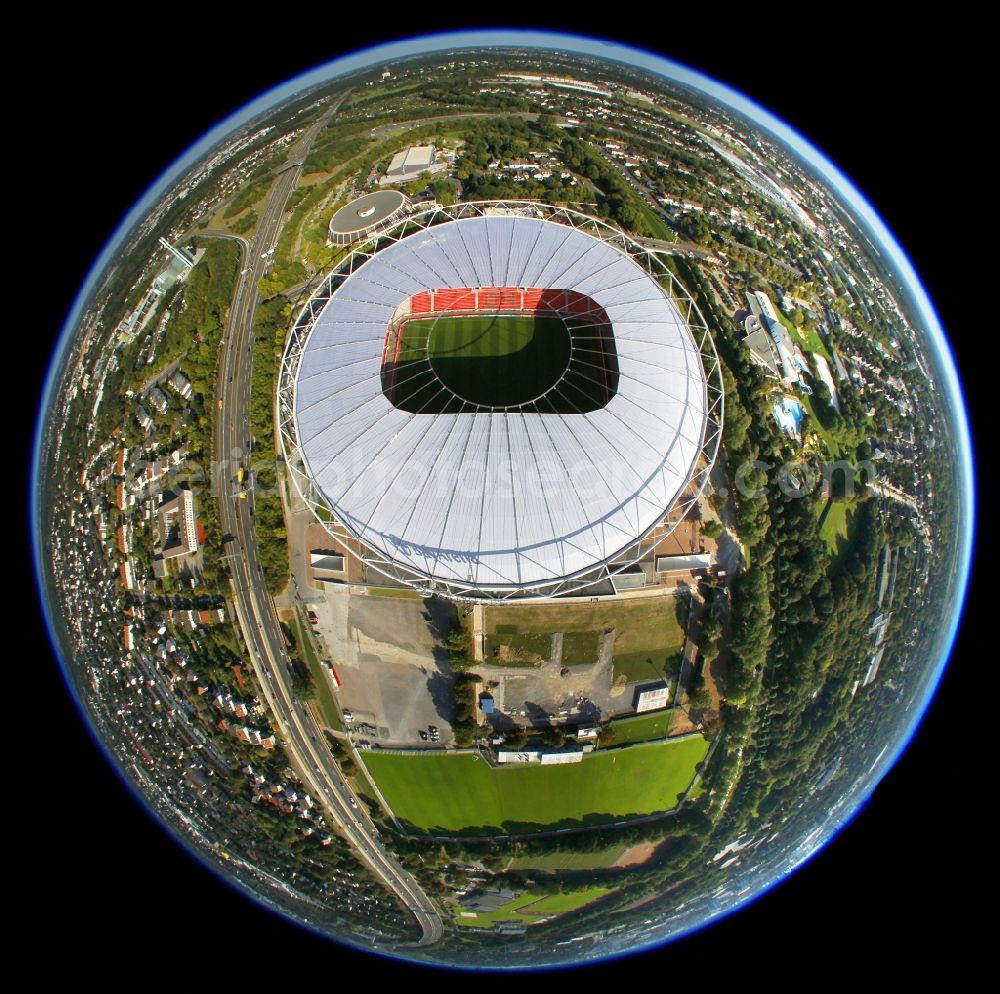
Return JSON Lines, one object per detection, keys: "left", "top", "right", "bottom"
{"left": 479, "top": 649, "right": 616, "bottom": 727}
{"left": 615, "top": 842, "right": 658, "bottom": 868}
{"left": 667, "top": 708, "right": 699, "bottom": 736}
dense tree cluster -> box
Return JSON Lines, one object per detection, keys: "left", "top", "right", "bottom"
{"left": 303, "top": 135, "right": 370, "bottom": 177}
{"left": 248, "top": 297, "right": 293, "bottom": 595}
{"left": 222, "top": 174, "right": 272, "bottom": 219}
{"left": 560, "top": 136, "right": 671, "bottom": 239}
{"left": 422, "top": 79, "right": 534, "bottom": 113}
{"left": 452, "top": 672, "right": 485, "bottom": 747}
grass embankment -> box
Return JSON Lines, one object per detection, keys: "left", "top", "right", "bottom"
{"left": 293, "top": 611, "right": 343, "bottom": 732}
{"left": 368, "top": 586, "right": 423, "bottom": 600}
{"left": 506, "top": 844, "right": 628, "bottom": 872}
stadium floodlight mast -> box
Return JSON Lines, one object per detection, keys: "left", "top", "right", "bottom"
{"left": 278, "top": 200, "right": 724, "bottom": 602}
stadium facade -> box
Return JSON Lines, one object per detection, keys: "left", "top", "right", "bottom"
{"left": 279, "top": 201, "right": 723, "bottom": 601}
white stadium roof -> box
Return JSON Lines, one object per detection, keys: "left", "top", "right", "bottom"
{"left": 288, "top": 208, "right": 713, "bottom": 597}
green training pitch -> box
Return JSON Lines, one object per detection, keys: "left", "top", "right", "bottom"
{"left": 363, "top": 734, "right": 709, "bottom": 836}
{"left": 608, "top": 709, "right": 673, "bottom": 746}
{"left": 454, "top": 885, "right": 613, "bottom": 928}
{"left": 384, "top": 313, "right": 617, "bottom": 413}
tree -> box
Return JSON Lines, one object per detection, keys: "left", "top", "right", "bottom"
{"left": 701, "top": 519, "right": 724, "bottom": 540}
{"left": 446, "top": 626, "right": 471, "bottom": 652}
{"left": 504, "top": 728, "right": 527, "bottom": 749}
{"left": 687, "top": 673, "right": 712, "bottom": 710}
{"left": 699, "top": 613, "right": 722, "bottom": 645}
{"left": 541, "top": 727, "right": 565, "bottom": 749}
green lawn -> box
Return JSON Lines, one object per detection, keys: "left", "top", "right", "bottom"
{"left": 608, "top": 709, "right": 673, "bottom": 745}
{"left": 486, "top": 626, "right": 599, "bottom": 667}
{"left": 487, "top": 625, "right": 551, "bottom": 666}
{"left": 506, "top": 844, "right": 629, "bottom": 872}
{"left": 562, "top": 630, "right": 600, "bottom": 666}
{"left": 363, "top": 734, "right": 709, "bottom": 835}
{"left": 429, "top": 314, "right": 554, "bottom": 360}
{"left": 609, "top": 600, "right": 686, "bottom": 680}
{"left": 454, "top": 885, "right": 613, "bottom": 928}
{"left": 819, "top": 498, "right": 855, "bottom": 564}
{"left": 612, "top": 647, "right": 684, "bottom": 685}
{"left": 368, "top": 586, "right": 422, "bottom": 600}
{"left": 343, "top": 80, "right": 427, "bottom": 109}
{"left": 485, "top": 598, "right": 686, "bottom": 682}
{"left": 687, "top": 776, "right": 706, "bottom": 802}
{"left": 351, "top": 765, "right": 379, "bottom": 807}
{"left": 775, "top": 305, "right": 831, "bottom": 362}
{"left": 386, "top": 313, "right": 615, "bottom": 413}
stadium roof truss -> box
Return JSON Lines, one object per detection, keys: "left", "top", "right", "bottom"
{"left": 278, "top": 200, "right": 723, "bottom": 602}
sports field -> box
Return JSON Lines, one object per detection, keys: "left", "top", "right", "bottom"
{"left": 383, "top": 312, "right": 617, "bottom": 413}
{"left": 454, "top": 885, "right": 613, "bottom": 928}
{"left": 363, "top": 734, "right": 708, "bottom": 835}
{"left": 608, "top": 709, "right": 673, "bottom": 745}
{"left": 429, "top": 314, "right": 569, "bottom": 407}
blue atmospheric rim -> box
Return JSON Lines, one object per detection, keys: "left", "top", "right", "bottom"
{"left": 30, "top": 28, "right": 976, "bottom": 972}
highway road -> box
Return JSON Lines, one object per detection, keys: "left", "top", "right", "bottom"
{"left": 209, "top": 93, "right": 444, "bottom": 947}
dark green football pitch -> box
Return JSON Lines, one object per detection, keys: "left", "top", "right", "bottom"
{"left": 384, "top": 313, "right": 619, "bottom": 413}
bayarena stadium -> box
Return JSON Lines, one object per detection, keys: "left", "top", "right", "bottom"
{"left": 278, "top": 201, "right": 723, "bottom": 601}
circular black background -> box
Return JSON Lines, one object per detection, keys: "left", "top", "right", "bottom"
{"left": 26, "top": 16, "right": 979, "bottom": 985}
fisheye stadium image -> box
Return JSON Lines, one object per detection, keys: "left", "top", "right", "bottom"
{"left": 33, "top": 28, "right": 973, "bottom": 974}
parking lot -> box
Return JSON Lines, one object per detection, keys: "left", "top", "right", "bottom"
{"left": 309, "top": 586, "right": 459, "bottom": 746}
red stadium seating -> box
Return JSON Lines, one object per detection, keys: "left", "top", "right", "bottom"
{"left": 386, "top": 288, "right": 617, "bottom": 404}
{"left": 410, "top": 291, "right": 433, "bottom": 314}
{"left": 398, "top": 287, "right": 612, "bottom": 324}
{"left": 434, "top": 289, "right": 475, "bottom": 312}
{"left": 538, "top": 289, "right": 565, "bottom": 312}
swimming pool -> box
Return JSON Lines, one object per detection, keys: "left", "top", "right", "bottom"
{"left": 773, "top": 396, "right": 806, "bottom": 436}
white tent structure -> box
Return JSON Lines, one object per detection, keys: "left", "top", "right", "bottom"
{"left": 279, "top": 202, "right": 723, "bottom": 600}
